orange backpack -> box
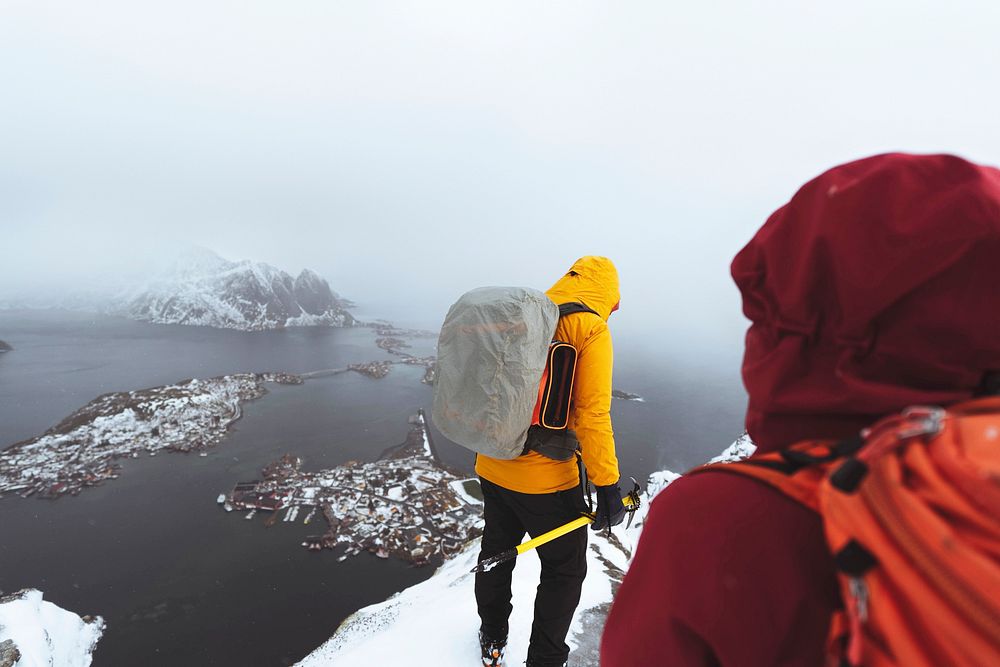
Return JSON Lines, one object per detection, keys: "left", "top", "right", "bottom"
{"left": 705, "top": 398, "right": 1000, "bottom": 667}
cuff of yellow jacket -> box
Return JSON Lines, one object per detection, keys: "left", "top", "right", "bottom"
{"left": 588, "top": 470, "right": 621, "bottom": 488}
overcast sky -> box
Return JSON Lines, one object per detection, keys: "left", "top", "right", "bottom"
{"left": 2, "top": 1, "right": 999, "bottom": 349}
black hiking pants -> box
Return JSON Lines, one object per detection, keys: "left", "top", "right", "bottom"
{"left": 475, "top": 477, "right": 589, "bottom": 667}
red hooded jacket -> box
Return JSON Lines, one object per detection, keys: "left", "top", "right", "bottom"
{"left": 601, "top": 154, "right": 1000, "bottom": 666}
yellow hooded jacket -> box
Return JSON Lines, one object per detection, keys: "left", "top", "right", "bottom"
{"left": 475, "top": 256, "right": 621, "bottom": 494}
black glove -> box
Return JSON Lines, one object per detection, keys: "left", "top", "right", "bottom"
{"left": 591, "top": 481, "right": 626, "bottom": 532}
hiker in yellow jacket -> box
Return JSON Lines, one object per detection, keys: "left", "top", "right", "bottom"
{"left": 476, "top": 256, "right": 624, "bottom": 667}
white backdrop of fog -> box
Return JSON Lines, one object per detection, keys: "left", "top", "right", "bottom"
{"left": 2, "top": 1, "right": 999, "bottom": 357}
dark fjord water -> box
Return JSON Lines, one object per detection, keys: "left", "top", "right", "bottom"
{"left": 0, "top": 310, "right": 746, "bottom": 665}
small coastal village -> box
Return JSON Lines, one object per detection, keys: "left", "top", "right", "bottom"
{"left": 0, "top": 372, "right": 302, "bottom": 499}
{"left": 221, "top": 410, "right": 484, "bottom": 566}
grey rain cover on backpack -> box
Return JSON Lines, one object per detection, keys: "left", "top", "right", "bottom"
{"left": 432, "top": 286, "right": 560, "bottom": 459}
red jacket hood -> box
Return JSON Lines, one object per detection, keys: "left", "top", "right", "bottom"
{"left": 733, "top": 153, "right": 1000, "bottom": 452}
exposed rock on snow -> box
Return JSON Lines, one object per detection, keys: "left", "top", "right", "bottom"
{"left": 0, "top": 640, "right": 20, "bottom": 667}
{"left": 0, "top": 373, "right": 302, "bottom": 499}
{"left": 0, "top": 340, "right": 11, "bottom": 353}
{"left": 296, "top": 437, "right": 754, "bottom": 667}
{"left": 114, "top": 249, "right": 355, "bottom": 331}
{"left": 0, "top": 589, "right": 104, "bottom": 667}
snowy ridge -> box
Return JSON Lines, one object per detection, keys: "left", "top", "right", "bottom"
{"left": 296, "top": 534, "right": 626, "bottom": 667}
{"left": 297, "top": 436, "right": 756, "bottom": 666}
{"left": 707, "top": 431, "right": 756, "bottom": 464}
{"left": 0, "top": 589, "right": 104, "bottom": 667}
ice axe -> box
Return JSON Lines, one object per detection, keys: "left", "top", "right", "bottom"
{"left": 471, "top": 478, "right": 642, "bottom": 574}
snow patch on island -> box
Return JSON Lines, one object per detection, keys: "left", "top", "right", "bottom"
{"left": 0, "top": 589, "right": 104, "bottom": 667}
{"left": 0, "top": 373, "right": 301, "bottom": 499}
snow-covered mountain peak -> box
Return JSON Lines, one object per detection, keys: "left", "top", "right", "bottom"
{"left": 115, "top": 252, "right": 354, "bottom": 331}
{"left": 295, "top": 267, "right": 325, "bottom": 287}
{"left": 156, "top": 245, "right": 233, "bottom": 281}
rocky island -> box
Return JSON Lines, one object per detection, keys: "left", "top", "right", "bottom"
{"left": 612, "top": 389, "right": 644, "bottom": 402}
{"left": 375, "top": 331, "right": 437, "bottom": 384}
{"left": 221, "top": 411, "right": 483, "bottom": 566}
{"left": 0, "top": 340, "right": 11, "bottom": 353}
{"left": 0, "top": 373, "right": 302, "bottom": 499}
{"left": 301, "top": 326, "right": 438, "bottom": 385}
{"left": 372, "top": 327, "right": 437, "bottom": 384}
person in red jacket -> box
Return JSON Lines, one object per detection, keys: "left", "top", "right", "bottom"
{"left": 601, "top": 153, "right": 1000, "bottom": 666}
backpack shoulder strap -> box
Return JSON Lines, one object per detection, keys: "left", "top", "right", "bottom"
{"left": 689, "top": 437, "right": 863, "bottom": 512}
{"left": 557, "top": 302, "right": 599, "bottom": 318}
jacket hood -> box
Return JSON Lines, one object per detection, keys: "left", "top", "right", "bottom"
{"left": 733, "top": 153, "right": 1000, "bottom": 452}
{"left": 546, "top": 256, "right": 620, "bottom": 321}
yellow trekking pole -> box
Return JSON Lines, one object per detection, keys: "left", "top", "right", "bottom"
{"left": 471, "top": 478, "right": 642, "bottom": 574}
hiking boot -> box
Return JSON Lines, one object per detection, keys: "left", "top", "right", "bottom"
{"left": 479, "top": 630, "right": 507, "bottom": 666}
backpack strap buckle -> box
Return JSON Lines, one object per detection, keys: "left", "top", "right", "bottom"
{"left": 897, "top": 406, "right": 945, "bottom": 440}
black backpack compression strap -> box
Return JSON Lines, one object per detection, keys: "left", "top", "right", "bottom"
{"left": 558, "top": 302, "right": 599, "bottom": 318}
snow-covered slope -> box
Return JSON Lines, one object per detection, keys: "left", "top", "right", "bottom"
{"left": 708, "top": 431, "right": 756, "bottom": 464}
{"left": 297, "top": 528, "right": 631, "bottom": 667}
{"left": 0, "top": 589, "right": 104, "bottom": 667}
{"left": 113, "top": 249, "right": 355, "bottom": 331}
{"left": 297, "top": 438, "right": 756, "bottom": 667}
